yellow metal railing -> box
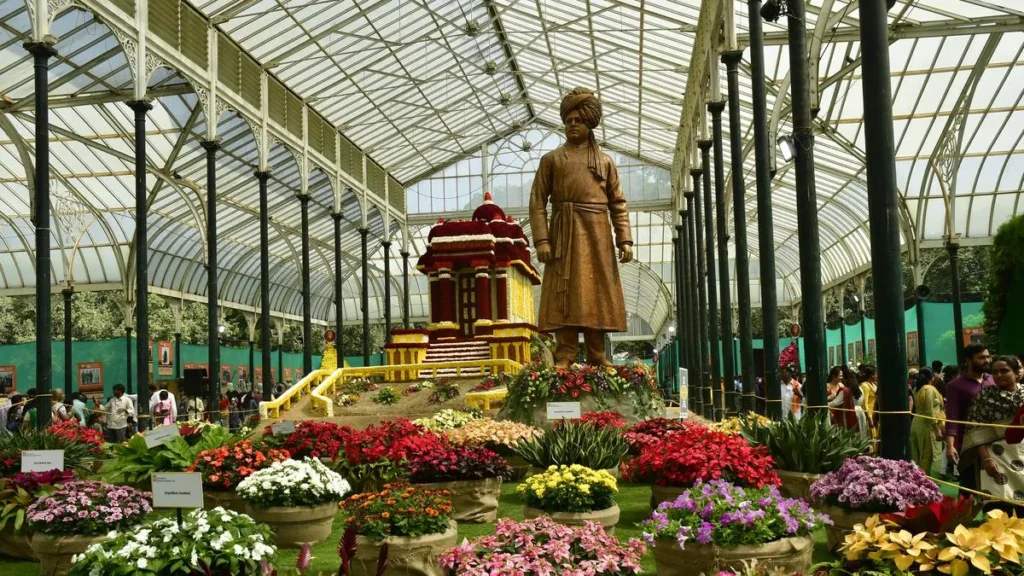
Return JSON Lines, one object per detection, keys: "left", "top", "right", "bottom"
{"left": 259, "top": 368, "right": 330, "bottom": 419}
{"left": 309, "top": 359, "right": 525, "bottom": 417}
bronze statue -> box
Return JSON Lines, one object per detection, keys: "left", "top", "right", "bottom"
{"left": 529, "top": 87, "right": 633, "bottom": 367}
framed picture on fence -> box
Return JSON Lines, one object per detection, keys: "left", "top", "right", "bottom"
{"left": 78, "top": 362, "right": 103, "bottom": 393}
{"left": 0, "top": 366, "right": 14, "bottom": 392}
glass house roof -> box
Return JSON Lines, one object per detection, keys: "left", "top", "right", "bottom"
{"left": 0, "top": 0, "right": 1021, "bottom": 337}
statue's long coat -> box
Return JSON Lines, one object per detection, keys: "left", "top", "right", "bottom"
{"left": 529, "top": 144, "right": 632, "bottom": 332}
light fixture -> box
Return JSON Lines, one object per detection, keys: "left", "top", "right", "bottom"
{"left": 777, "top": 134, "right": 795, "bottom": 163}
{"left": 218, "top": 325, "right": 226, "bottom": 334}
{"left": 669, "top": 326, "right": 676, "bottom": 332}
{"left": 760, "top": 0, "right": 785, "bottom": 22}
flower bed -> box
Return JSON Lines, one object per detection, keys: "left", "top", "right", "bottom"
{"left": 641, "top": 480, "right": 829, "bottom": 575}
{"left": 340, "top": 378, "right": 379, "bottom": 394}
{"left": 336, "top": 420, "right": 445, "bottom": 493}
{"left": 403, "top": 381, "right": 434, "bottom": 395}
{"left": 519, "top": 464, "right": 620, "bottom": 533}
{"left": 625, "top": 425, "right": 779, "bottom": 490}
{"left": 106, "top": 422, "right": 238, "bottom": 486}
{"left": 238, "top": 458, "right": 351, "bottom": 548}
{"left": 0, "top": 427, "right": 101, "bottom": 476}
{"left": 406, "top": 443, "right": 507, "bottom": 523}
{"left": 500, "top": 362, "right": 663, "bottom": 425}
{"left": 372, "top": 386, "right": 399, "bottom": 405}
{"left": 67, "top": 507, "right": 276, "bottom": 575}
{"left": 469, "top": 373, "right": 511, "bottom": 393}
{"left": 709, "top": 413, "right": 772, "bottom": 435}
{"left": 440, "top": 516, "right": 646, "bottom": 575}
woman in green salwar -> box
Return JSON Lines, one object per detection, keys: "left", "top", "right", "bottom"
{"left": 911, "top": 369, "right": 944, "bottom": 476}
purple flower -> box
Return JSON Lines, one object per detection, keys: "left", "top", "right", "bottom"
{"left": 809, "top": 456, "right": 941, "bottom": 513}
{"left": 696, "top": 522, "right": 713, "bottom": 544}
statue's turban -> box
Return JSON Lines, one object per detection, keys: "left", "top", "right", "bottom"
{"left": 560, "top": 87, "right": 602, "bottom": 129}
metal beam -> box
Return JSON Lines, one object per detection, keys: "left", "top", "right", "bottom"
{"left": 743, "top": 15, "right": 1024, "bottom": 46}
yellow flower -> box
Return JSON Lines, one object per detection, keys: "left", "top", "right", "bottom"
{"left": 579, "top": 484, "right": 590, "bottom": 494}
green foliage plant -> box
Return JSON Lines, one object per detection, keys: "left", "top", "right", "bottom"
{"left": 0, "top": 428, "right": 99, "bottom": 475}
{"left": 740, "top": 411, "right": 871, "bottom": 474}
{"left": 372, "top": 386, "right": 399, "bottom": 405}
{"left": 104, "top": 424, "right": 235, "bottom": 485}
{"left": 512, "top": 420, "right": 629, "bottom": 470}
{"left": 984, "top": 213, "right": 1024, "bottom": 354}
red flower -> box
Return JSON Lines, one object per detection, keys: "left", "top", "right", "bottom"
{"left": 624, "top": 424, "right": 779, "bottom": 488}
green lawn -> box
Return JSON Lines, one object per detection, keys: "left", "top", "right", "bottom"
{"left": 2, "top": 481, "right": 836, "bottom": 575}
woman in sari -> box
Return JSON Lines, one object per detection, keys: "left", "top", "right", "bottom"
{"left": 827, "top": 366, "right": 859, "bottom": 432}
{"left": 910, "top": 370, "right": 944, "bottom": 476}
{"left": 962, "top": 356, "right": 1024, "bottom": 507}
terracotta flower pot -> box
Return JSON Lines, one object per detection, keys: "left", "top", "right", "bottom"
{"left": 818, "top": 503, "right": 874, "bottom": 551}
{"left": 203, "top": 489, "right": 244, "bottom": 512}
{"left": 31, "top": 532, "right": 109, "bottom": 576}
{"left": 352, "top": 520, "right": 458, "bottom": 576}
{"left": 650, "top": 484, "right": 688, "bottom": 509}
{"left": 415, "top": 477, "right": 502, "bottom": 523}
{"left": 523, "top": 504, "right": 620, "bottom": 535}
{"left": 775, "top": 470, "right": 823, "bottom": 502}
{"left": 0, "top": 523, "right": 36, "bottom": 560}
{"left": 244, "top": 501, "right": 338, "bottom": 548}
{"left": 652, "top": 534, "right": 814, "bottom": 576}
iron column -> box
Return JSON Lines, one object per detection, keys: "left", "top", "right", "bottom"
{"left": 257, "top": 170, "right": 272, "bottom": 399}
{"left": 673, "top": 229, "right": 687, "bottom": 374}
{"left": 947, "top": 241, "right": 965, "bottom": 363}
{"left": 401, "top": 251, "right": 411, "bottom": 328}
{"left": 748, "top": 0, "right": 781, "bottom": 419}
{"left": 26, "top": 41, "right": 56, "bottom": 429}
{"left": 690, "top": 172, "right": 709, "bottom": 418}
{"left": 915, "top": 287, "right": 928, "bottom": 367}
{"left": 709, "top": 100, "right": 732, "bottom": 421}
{"left": 128, "top": 99, "right": 153, "bottom": 429}
{"left": 859, "top": 0, "right": 910, "bottom": 459}
{"left": 699, "top": 140, "right": 719, "bottom": 420}
{"left": 333, "top": 213, "right": 344, "bottom": 364}
{"left": 174, "top": 332, "right": 181, "bottom": 379}
{"left": 126, "top": 326, "right": 133, "bottom": 394}
{"left": 684, "top": 198, "right": 703, "bottom": 404}
{"left": 201, "top": 140, "right": 221, "bottom": 418}
{"left": 63, "top": 288, "right": 73, "bottom": 397}
{"left": 359, "top": 228, "right": 371, "bottom": 366}
{"left": 723, "top": 50, "right": 756, "bottom": 415}
{"left": 383, "top": 241, "right": 392, "bottom": 342}
{"left": 783, "top": 0, "right": 827, "bottom": 410}
{"left": 299, "top": 194, "right": 312, "bottom": 374}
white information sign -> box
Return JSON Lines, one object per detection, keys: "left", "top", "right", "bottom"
{"left": 679, "top": 368, "right": 689, "bottom": 420}
{"left": 151, "top": 473, "right": 204, "bottom": 509}
{"left": 271, "top": 420, "right": 296, "bottom": 436}
{"left": 144, "top": 424, "right": 181, "bottom": 448}
{"left": 546, "top": 402, "right": 582, "bottom": 420}
{"left": 21, "top": 450, "right": 64, "bottom": 473}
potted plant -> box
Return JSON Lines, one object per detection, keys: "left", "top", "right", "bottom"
{"left": 27, "top": 481, "right": 151, "bottom": 575}
{"left": 334, "top": 420, "right": 444, "bottom": 494}
{"left": 67, "top": 507, "right": 277, "bottom": 575}
{"left": 640, "top": 480, "right": 830, "bottom": 575}
{"left": 519, "top": 464, "right": 621, "bottom": 533}
{"left": 813, "top": 504, "right": 1020, "bottom": 575}
{"left": 373, "top": 386, "right": 400, "bottom": 405}
{"left": 624, "top": 425, "right": 779, "bottom": 507}
{"left": 513, "top": 420, "right": 629, "bottom": 477}
{"left": 710, "top": 413, "right": 772, "bottom": 435}
{"left": 406, "top": 441, "right": 508, "bottom": 523}
{"left": 0, "top": 469, "right": 75, "bottom": 560}
{"left": 808, "top": 455, "right": 941, "bottom": 550}
{"left": 741, "top": 412, "right": 871, "bottom": 501}
{"left": 443, "top": 418, "right": 540, "bottom": 480}
{"left": 237, "top": 457, "right": 350, "bottom": 548}
{"left": 427, "top": 381, "right": 461, "bottom": 405}
{"left": 261, "top": 420, "right": 351, "bottom": 462}
{"left": 0, "top": 427, "right": 101, "bottom": 476}
{"left": 440, "top": 516, "right": 646, "bottom": 574}
{"left": 105, "top": 422, "right": 236, "bottom": 488}
{"left": 188, "top": 439, "right": 290, "bottom": 511}
{"left": 556, "top": 410, "right": 628, "bottom": 430}
{"left": 623, "top": 418, "right": 692, "bottom": 456}
{"left": 413, "top": 409, "right": 479, "bottom": 432}
{"left": 341, "top": 483, "right": 457, "bottom": 576}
